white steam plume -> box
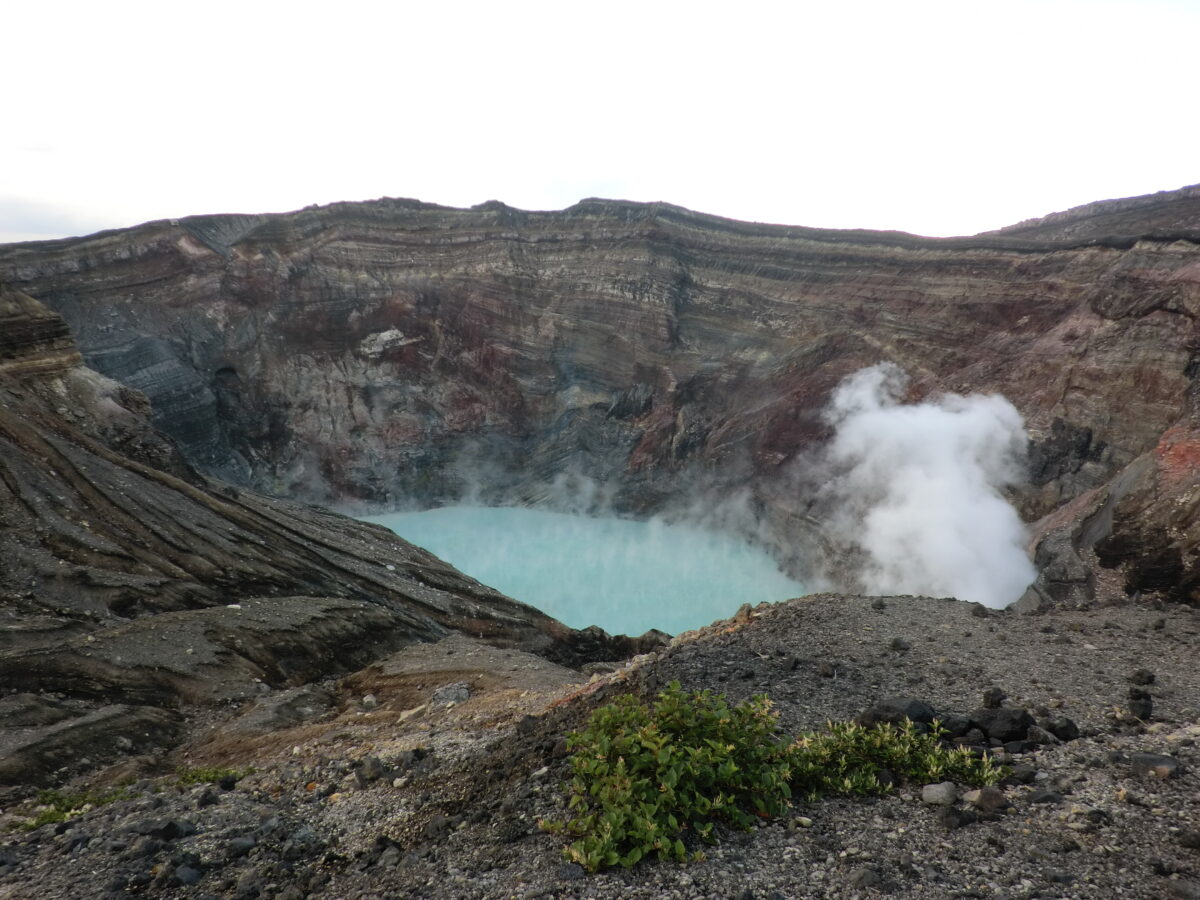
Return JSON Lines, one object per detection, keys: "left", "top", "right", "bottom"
{"left": 819, "top": 364, "right": 1035, "bottom": 609}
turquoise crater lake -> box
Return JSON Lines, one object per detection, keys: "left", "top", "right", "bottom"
{"left": 363, "top": 507, "right": 806, "bottom": 636}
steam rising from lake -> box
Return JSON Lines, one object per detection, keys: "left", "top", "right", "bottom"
{"left": 364, "top": 363, "right": 1033, "bottom": 635}
{"left": 817, "top": 363, "right": 1035, "bottom": 608}
{"left": 365, "top": 507, "right": 805, "bottom": 635}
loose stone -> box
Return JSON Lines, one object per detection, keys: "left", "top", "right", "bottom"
{"left": 1131, "top": 753, "right": 1181, "bottom": 779}
{"left": 920, "top": 783, "right": 959, "bottom": 806}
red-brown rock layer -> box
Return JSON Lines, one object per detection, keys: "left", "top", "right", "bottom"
{"left": 1, "top": 189, "right": 1197, "bottom": 605}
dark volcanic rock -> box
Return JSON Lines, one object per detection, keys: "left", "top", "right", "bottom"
{"left": 3, "top": 190, "right": 1200, "bottom": 604}
{"left": 989, "top": 183, "right": 1200, "bottom": 241}
{"left": 0, "top": 598, "right": 429, "bottom": 706}
{"left": 1043, "top": 716, "right": 1081, "bottom": 742}
{"left": 939, "top": 713, "right": 972, "bottom": 738}
{"left": 963, "top": 786, "right": 1010, "bottom": 813}
{"left": 0, "top": 693, "right": 77, "bottom": 728}
{"left": 857, "top": 698, "right": 937, "bottom": 729}
{"left": 1131, "top": 753, "right": 1182, "bottom": 779}
{"left": 938, "top": 806, "right": 978, "bottom": 830}
{"left": 970, "top": 707, "right": 1036, "bottom": 743}
{"left": 847, "top": 866, "right": 882, "bottom": 889}
{"left": 1017, "top": 527, "right": 1099, "bottom": 610}
{"left": 1128, "top": 687, "right": 1154, "bottom": 720}
{"left": 1029, "top": 789, "right": 1065, "bottom": 805}
{"left": 0, "top": 289, "right": 647, "bottom": 785}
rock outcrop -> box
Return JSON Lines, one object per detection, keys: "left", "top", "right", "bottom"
{"left": 0, "top": 189, "right": 1198, "bottom": 894}
{"left": 2, "top": 188, "right": 1196, "bottom": 604}
{"left": 0, "top": 288, "right": 654, "bottom": 787}
{"left": 989, "top": 182, "right": 1200, "bottom": 242}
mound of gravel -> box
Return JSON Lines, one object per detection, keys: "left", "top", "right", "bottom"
{"left": 2, "top": 594, "right": 1199, "bottom": 899}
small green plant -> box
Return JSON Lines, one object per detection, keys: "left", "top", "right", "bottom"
{"left": 541, "top": 683, "right": 792, "bottom": 872}
{"left": 544, "top": 687, "right": 1006, "bottom": 873}
{"left": 175, "top": 765, "right": 252, "bottom": 788}
{"left": 787, "top": 719, "right": 1004, "bottom": 801}
{"left": 19, "top": 787, "right": 133, "bottom": 830}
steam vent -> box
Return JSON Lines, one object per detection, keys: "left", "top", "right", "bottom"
{"left": 1, "top": 186, "right": 1199, "bottom": 899}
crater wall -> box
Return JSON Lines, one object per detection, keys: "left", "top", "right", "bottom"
{"left": 3, "top": 191, "right": 1198, "bottom": 604}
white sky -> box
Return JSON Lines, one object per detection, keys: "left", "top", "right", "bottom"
{"left": 4, "top": 0, "right": 1199, "bottom": 242}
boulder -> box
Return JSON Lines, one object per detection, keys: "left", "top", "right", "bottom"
{"left": 970, "top": 707, "right": 1035, "bottom": 743}
{"left": 920, "top": 782, "right": 959, "bottom": 806}
{"left": 857, "top": 698, "right": 937, "bottom": 729}
{"left": 1131, "top": 753, "right": 1182, "bottom": 779}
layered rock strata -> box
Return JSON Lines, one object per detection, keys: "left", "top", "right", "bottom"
{"left": 1, "top": 189, "right": 1198, "bottom": 606}
{"left": 0, "top": 289, "right": 653, "bottom": 787}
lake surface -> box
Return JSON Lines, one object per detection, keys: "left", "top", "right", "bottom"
{"left": 364, "top": 506, "right": 806, "bottom": 636}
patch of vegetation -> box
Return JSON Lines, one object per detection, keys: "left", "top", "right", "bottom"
{"left": 787, "top": 719, "right": 1003, "bottom": 800}
{"left": 18, "top": 787, "right": 133, "bottom": 831}
{"left": 542, "top": 683, "right": 1004, "bottom": 872}
{"left": 175, "top": 765, "right": 252, "bottom": 788}
{"left": 541, "top": 684, "right": 792, "bottom": 872}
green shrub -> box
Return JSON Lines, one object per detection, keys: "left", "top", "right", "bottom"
{"left": 18, "top": 787, "right": 132, "bottom": 830}
{"left": 541, "top": 683, "right": 792, "bottom": 872}
{"left": 544, "top": 685, "right": 1005, "bottom": 872}
{"left": 787, "top": 719, "right": 1003, "bottom": 801}
{"left": 175, "top": 765, "right": 251, "bottom": 787}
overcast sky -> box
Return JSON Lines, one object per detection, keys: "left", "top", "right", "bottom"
{"left": 4, "top": 0, "right": 1198, "bottom": 243}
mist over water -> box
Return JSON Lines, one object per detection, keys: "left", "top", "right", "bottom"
{"left": 816, "top": 364, "right": 1036, "bottom": 609}
{"left": 365, "top": 507, "right": 806, "bottom": 636}
{"left": 362, "top": 363, "right": 1033, "bottom": 631}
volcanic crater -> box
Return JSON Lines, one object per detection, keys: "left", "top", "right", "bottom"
{"left": 0, "top": 186, "right": 1198, "bottom": 899}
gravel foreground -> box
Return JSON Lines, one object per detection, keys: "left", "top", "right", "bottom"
{"left": 2, "top": 594, "right": 1199, "bottom": 900}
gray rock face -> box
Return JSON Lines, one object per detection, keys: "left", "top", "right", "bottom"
{"left": 0, "top": 704, "right": 181, "bottom": 788}
{"left": 226, "top": 684, "right": 336, "bottom": 735}
{"left": 2, "top": 190, "right": 1199, "bottom": 603}
{"left": 1017, "top": 527, "right": 1097, "bottom": 611}
{"left": 430, "top": 682, "right": 471, "bottom": 705}
{"left": 0, "top": 283, "right": 80, "bottom": 375}
{"left": 0, "top": 288, "right": 655, "bottom": 787}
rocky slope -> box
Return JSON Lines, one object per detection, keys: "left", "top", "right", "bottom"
{"left": 2, "top": 595, "right": 1198, "bottom": 900}
{"left": 0, "top": 187, "right": 1198, "bottom": 898}
{"left": 1, "top": 188, "right": 1197, "bottom": 606}
{"left": 990, "top": 183, "right": 1200, "bottom": 242}
{"left": 0, "top": 287, "right": 652, "bottom": 791}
